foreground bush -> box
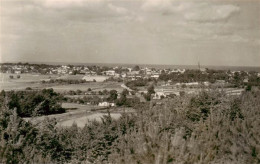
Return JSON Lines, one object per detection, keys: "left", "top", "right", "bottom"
{"left": 0, "top": 90, "right": 259, "bottom": 163}
{"left": 108, "top": 91, "right": 260, "bottom": 164}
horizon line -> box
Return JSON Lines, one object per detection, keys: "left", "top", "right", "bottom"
{"left": 1, "top": 60, "right": 260, "bottom": 68}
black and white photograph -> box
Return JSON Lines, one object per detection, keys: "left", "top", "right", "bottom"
{"left": 0, "top": 0, "right": 260, "bottom": 163}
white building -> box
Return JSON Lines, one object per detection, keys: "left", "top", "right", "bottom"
{"left": 203, "top": 81, "right": 210, "bottom": 86}
{"left": 105, "top": 70, "right": 115, "bottom": 76}
{"left": 121, "top": 73, "right": 127, "bottom": 78}
{"left": 151, "top": 74, "right": 160, "bottom": 79}
{"left": 98, "top": 102, "right": 115, "bottom": 107}
{"left": 82, "top": 75, "right": 108, "bottom": 82}
{"left": 170, "top": 69, "right": 186, "bottom": 74}
{"left": 175, "top": 82, "right": 199, "bottom": 86}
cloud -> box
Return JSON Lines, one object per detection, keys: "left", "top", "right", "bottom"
{"left": 141, "top": 0, "right": 173, "bottom": 11}
{"left": 141, "top": 0, "right": 240, "bottom": 22}
{"left": 184, "top": 4, "right": 240, "bottom": 22}
{"left": 43, "top": 0, "right": 104, "bottom": 8}
{"left": 212, "top": 34, "right": 249, "bottom": 43}
{"left": 108, "top": 4, "right": 128, "bottom": 14}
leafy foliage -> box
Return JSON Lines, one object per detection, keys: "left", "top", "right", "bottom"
{"left": 0, "top": 90, "right": 260, "bottom": 163}
{"left": 0, "top": 89, "right": 65, "bottom": 117}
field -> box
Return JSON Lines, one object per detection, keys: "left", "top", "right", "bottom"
{"left": 57, "top": 75, "right": 109, "bottom": 82}
{"left": 0, "top": 73, "right": 122, "bottom": 92}
{"left": 0, "top": 73, "right": 59, "bottom": 91}
{"left": 57, "top": 113, "right": 122, "bottom": 127}
{"left": 153, "top": 85, "right": 244, "bottom": 96}
{"left": 24, "top": 102, "right": 132, "bottom": 128}
{"left": 62, "top": 102, "right": 102, "bottom": 110}
{"left": 1, "top": 73, "right": 127, "bottom": 128}
{"left": 48, "top": 82, "right": 123, "bottom": 93}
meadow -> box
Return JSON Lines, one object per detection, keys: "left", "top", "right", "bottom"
{"left": 0, "top": 73, "right": 58, "bottom": 90}
{"left": 24, "top": 102, "right": 128, "bottom": 128}
{"left": 48, "top": 81, "right": 123, "bottom": 93}
{"left": 0, "top": 73, "right": 122, "bottom": 92}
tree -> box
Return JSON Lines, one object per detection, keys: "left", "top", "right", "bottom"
{"left": 179, "top": 91, "right": 185, "bottom": 97}
{"left": 103, "top": 89, "right": 109, "bottom": 95}
{"left": 3, "top": 89, "right": 65, "bottom": 117}
{"left": 116, "top": 89, "right": 128, "bottom": 106}
{"left": 246, "top": 85, "right": 252, "bottom": 91}
{"left": 147, "top": 85, "right": 155, "bottom": 95}
{"left": 133, "top": 65, "right": 140, "bottom": 71}
{"left": 121, "top": 89, "right": 129, "bottom": 97}
{"left": 143, "top": 93, "right": 152, "bottom": 101}
{"left": 107, "top": 90, "right": 118, "bottom": 102}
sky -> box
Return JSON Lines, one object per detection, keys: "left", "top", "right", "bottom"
{"left": 1, "top": 0, "right": 260, "bottom": 66}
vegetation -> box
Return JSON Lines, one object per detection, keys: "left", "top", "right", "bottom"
{"left": 0, "top": 89, "right": 65, "bottom": 117}
{"left": 126, "top": 79, "right": 151, "bottom": 90}
{"left": 116, "top": 89, "right": 141, "bottom": 107}
{"left": 104, "top": 77, "right": 123, "bottom": 82}
{"left": 0, "top": 89, "right": 260, "bottom": 163}
{"left": 159, "top": 69, "right": 260, "bottom": 87}
{"left": 65, "top": 96, "right": 103, "bottom": 105}
{"left": 107, "top": 90, "right": 118, "bottom": 102}
{"left": 143, "top": 84, "right": 155, "bottom": 101}
{"left": 42, "top": 79, "right": 87, "bottom": 84}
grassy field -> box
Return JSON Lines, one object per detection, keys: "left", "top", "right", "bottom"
{"left": 56, "top": 74, "right": 85, "bottom": 80}
{"left": 57, "top": 113, "right": 122, "bottom": 127}
{"left": 48, "top": 82, "right": 123, "bottom": 93}
{"left": 0, "top": 73, "right": 59, "bottom": 91}
{"left": 57, "top": 75, "right": 108, "bottom": 82}
{"left": 24, "top": 102, "right": 128, "bottom": 128}
{"left": 62, "top": 103, "right": 101, "bottom": 110}
{"left": 0, "top": 73, "right": 122, "bottom": 92}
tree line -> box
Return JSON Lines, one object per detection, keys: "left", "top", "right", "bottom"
{"left": 0, "top": 89, "right": 65, "bottom": 117}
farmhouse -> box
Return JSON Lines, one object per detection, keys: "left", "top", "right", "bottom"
{"left": 243, "top": 78, "right": 249, "bottom": 83}
{"left": 98, "top": 102, "right": 115, "bottom": 107}
{"left": 105, "top": 70, "right": 115, "bottom": 76}
{"left": 145, "top": 68, "right": 152, "bottom": 75}
{"left": 151, "top": 74, "right": 160, "bottom": 79}
{"left": 14, "top": 70, "right": 22, "bottom": 74}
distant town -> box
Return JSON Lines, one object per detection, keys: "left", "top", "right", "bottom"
{"left": 1, "top": 62, "right": 260, "bottom": 102}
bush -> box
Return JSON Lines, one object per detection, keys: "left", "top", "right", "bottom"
{"left": 0, "top": 89, "right": 65, "bottom": 117}
{"left": 1, "top": 90, "right": 259, "bottom": 163}
{"left": 25, "top": 87, "right": 32, "bottom": 90}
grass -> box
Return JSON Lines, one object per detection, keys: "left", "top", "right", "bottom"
{"left": 48, "top": 82, "right": 123, "bottom": 93}
{"left": 24, "top": 102, "right": 125, "bottom": 128}
{"left": 62, "top": 103, "right": 98, "bottom": 110}
{"left": 0, "top": 73, "right": 122, "bottom": 92}
{"left": 0, "top": 73, "right": 59, "bottom": 91}
{"left": 57, "top": 113, "right": 122, "bottom": 127}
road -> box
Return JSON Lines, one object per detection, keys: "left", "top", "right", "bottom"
{"left": 121, "top": 83, "right": 133, "bottom": 92}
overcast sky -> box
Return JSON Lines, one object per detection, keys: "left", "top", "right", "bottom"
{"left": 1, "top": 0, "right": 260, "bottom": 66}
